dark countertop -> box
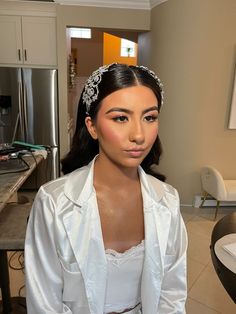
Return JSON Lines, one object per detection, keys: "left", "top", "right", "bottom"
{"left": 0, "top": 154, "right": 43, "bottom": 213}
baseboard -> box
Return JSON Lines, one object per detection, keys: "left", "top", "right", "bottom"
{"left": 193, "top": 195, "right": 236, "bottom": 208}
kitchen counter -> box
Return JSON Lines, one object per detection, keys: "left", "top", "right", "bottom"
{"left": 0, "top": 154, "right": 43, "bottom": 213}
{"left": 0, "top": 153, "right": 43, "bottom": 313}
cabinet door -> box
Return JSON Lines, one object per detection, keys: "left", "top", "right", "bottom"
{"left": 22, "top": 16, "right": 57, "bottom": 66}
{"left": 0, "top": 16, "right": 22, "bottom": 64}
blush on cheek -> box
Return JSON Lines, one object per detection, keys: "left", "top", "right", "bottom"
{"left": 100, "top": 124, "right": 122, "bottom": 143}
{"left": 148, "top": 127, "right": 159, "bottom": 145}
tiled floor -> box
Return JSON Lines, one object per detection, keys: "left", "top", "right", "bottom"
{"left": 5, "top": 200, "right": 236, "bottom": 313}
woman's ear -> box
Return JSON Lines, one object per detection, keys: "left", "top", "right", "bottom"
{"left": 85, "top": 117, "right": 98, "bottom": 140}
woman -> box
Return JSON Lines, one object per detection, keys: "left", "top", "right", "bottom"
{"left": 25, "top": 63, "right": 187, "bottom": 314}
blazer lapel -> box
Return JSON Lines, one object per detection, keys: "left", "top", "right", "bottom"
{"left": 63, "top": 195, "right": 107, "bottom": 314}
{"left": 140, "top": 171, "right": 172, "bottom": 314}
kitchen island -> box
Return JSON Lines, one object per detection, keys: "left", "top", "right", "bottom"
{"left": 0, "top": 154, "right": 43, "bottom": 213}
{"left": 0, "top": 154, "right": 43, "bottom": 313}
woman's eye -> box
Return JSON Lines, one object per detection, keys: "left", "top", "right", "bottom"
{"left": 144, "top": 115, "right": 158, "bottom": 122}
{"left": 112, "top": 116, "right": 128, "bottom": 122}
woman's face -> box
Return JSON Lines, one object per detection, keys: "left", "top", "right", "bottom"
{"left": 85, "top": 85, "right": 159, "bottom": 169}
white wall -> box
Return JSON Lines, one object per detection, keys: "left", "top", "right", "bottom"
{"left": 149, "top": 0, "right": 236, "bottom": 204}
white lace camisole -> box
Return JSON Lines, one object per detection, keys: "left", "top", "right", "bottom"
{"left": 104, "top": 240, "right": 145, "bottom": 314}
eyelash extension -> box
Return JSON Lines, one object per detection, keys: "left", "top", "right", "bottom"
{"left": 111, "top": 115, "right": 158, "bottom": 122}
{"left": 112, "top": 116, "right": 128, "bottom": 122}
{"left": 144, "top": 115, "right": 158, "bottom": 122}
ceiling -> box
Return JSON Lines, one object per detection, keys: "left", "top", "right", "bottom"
{"left": 17, "top": 0, "right": 168, "bottom": 10}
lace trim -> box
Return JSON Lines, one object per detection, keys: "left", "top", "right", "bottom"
{"left": 105, "top": 240, "right": 145, "bottom": 258}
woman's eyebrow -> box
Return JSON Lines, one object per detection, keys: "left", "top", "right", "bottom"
{"left": 105, "top": 107, "right": 131, "bottom": 114}
{"left": 143, "top": 106, "right": 158, "bottom": 114}
{"left": 105, "top": 106, "right": 158, "bottom": 115}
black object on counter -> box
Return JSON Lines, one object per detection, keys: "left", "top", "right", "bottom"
{"left": 0, "top": 147, "right": 18, "bottom": 156}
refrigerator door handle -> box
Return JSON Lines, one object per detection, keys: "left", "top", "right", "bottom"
{"left": 24, "top": 49, "right": 27, "bottom": 62}
{"left": 11, "top": 113, "right": 20, "bottom": 143}
{"left": 18, "top": 49, "right": 21, "bottom": 61}
{"left": 23, "top": 83, "right": 28, "bottom": 139}
{"left": 18, "top": 81, "right": 25, "bottom": 140}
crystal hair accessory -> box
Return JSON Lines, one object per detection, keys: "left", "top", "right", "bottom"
{"left": 138, "top": 66, "right": 164, "bottom": 109}
{"left": 82, "top": 64, "right": 111, "bottom": 114}
{"left": 82, "top": 63, "right": 164, "bottom": 114}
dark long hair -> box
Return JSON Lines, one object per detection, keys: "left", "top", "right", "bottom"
{"left": 61, "top": 63, "right": 165, "bottom": 181}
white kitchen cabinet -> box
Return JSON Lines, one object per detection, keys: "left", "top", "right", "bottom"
{"left": 0, "top": 16, "right": 22, "bottom": 64}
{"left": 0, "top": 15, "right": 57, "bottom": 66}
{"left": 21, "top": 16, "right": 57, "bottom": 66}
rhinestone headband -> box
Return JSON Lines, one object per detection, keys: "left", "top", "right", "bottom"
{"left": 83, "top": 64, "right": 111, "bottom": 114}
{"left": 82, "top": 64, "right": 164, "bottom": 114}
{"left": 138, "top": 66, "right": 164, "bottom": 109}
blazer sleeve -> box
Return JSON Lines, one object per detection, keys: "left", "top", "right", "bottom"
{"left": 157, "top": 188, "right": 188, "bottom": 314}
{"left": 25, "top": 187, "right": 72, "bottom": 314}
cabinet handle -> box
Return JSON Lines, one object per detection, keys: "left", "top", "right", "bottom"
{"left": 24, "top": 49, "right": 27, "bottom": 61}
{"left": 18, "top": 49, "right": 21, "bottom": 61}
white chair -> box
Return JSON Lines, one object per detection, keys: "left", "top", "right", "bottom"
{"left": 200, "top": 166, "right": 236, "bottom": 219}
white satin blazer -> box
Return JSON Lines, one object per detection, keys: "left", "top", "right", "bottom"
{"left": 25, "top": 157, "right": 188, "bottom": 314}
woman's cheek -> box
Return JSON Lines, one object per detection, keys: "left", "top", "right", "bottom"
{"left": 100, "top": 124, "right": 122, "bottom": 142}
{"left": 148, "top": 125, "right": 159, "bottom": 144}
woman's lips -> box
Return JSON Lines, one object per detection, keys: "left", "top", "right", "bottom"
{"left": 124, "top": 149, "right": 145, "bottom": 157}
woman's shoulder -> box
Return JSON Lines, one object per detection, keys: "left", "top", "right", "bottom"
{"left": 145, "top": 174, "right": 180, "bottom": 218}
{"left": 32, "top": 175, "right": 69, "bottom": 212}
{"left": 37, "top": 163, "right": 92, "bottom": 205}
{"left": 42, "top": 163, "right": 89, "bottom": 190}
{"left": 146, "top": 173, "right": 178, "bottom": 199}
{"left": 39, "top": 174, "right": 69, "bottom": 196}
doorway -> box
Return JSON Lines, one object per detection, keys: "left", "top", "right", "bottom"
{"left": 66, "top": 27, "right": 140, "bottom": 142}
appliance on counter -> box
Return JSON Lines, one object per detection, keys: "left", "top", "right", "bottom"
{"left": 0, "top": 67, "right": 59, "bottom": 187}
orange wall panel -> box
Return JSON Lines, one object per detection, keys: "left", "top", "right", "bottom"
{"left": 103, "top": 33, "right": 137, "bottom": 65}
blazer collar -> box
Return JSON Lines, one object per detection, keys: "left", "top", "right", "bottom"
{"left": 64, "top": 157, "right": 97, "bottom": 208}
{"left": 64, "top": 156, "right": 165, "bottom": 209}
{"left": 138, "top": 166, "right": 165, "bottom": 206}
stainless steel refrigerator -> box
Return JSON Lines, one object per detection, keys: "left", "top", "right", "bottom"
{"left": 0, "top": 67, "right": 59, "bottom": 187}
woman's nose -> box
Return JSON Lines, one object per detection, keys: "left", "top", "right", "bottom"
{"left": 129, "top": 120, "right": 145, "bottom": 144}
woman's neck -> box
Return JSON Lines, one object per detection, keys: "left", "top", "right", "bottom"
{"left": 93, "top": 155, "right": 139, "bottom": 188}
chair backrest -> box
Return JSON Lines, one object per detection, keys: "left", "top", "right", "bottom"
{"left": 201, "top": 166, "right": 227, "bottom": 200}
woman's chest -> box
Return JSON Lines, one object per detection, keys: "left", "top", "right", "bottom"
{"left": 96, "top": 190, "right": 145, "bottom": 253}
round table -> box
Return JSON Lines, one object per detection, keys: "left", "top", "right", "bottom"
{"left": 210, "top": 212, "right": 236, "bottom": 303}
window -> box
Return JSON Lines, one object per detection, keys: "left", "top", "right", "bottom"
{"left": 70, "top": 28, "right": 91, "bottom": 39}
{"left": 120, "top": 38, "right": 136, "bottom": 57}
